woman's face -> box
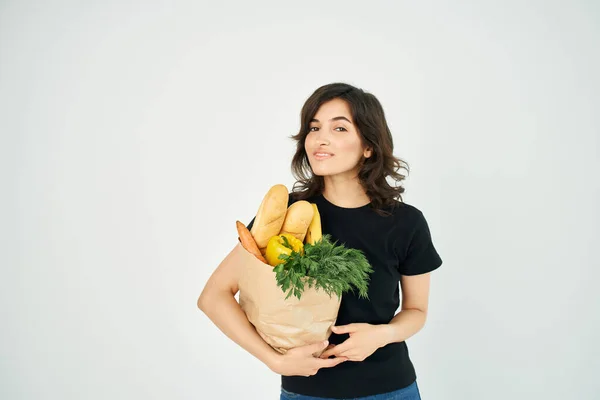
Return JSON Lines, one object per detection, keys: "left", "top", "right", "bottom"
{"left": 304, "top": 98, "right": 371, "bottom": 179}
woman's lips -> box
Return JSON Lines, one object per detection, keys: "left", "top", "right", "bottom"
{"left": 314, "top": 152, "right": 334, "bottom": 160}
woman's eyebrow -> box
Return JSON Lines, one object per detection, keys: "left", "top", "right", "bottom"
{"left": 310, "top": 116, "right": 353, "bottom": 124}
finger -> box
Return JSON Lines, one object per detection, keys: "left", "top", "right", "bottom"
{"left": 319, "top": 344, "right": 336, "bottom": 359}
{"left": 320, "top": 349, "right": 335, "bottom": 359}
{"left": 317, "top": 356, "right": 348, "bottom": 369}
{"left": 306, "top": 340, "right": 330, "bottom": 355}
{"left": 331, "top": 324, "right": 357, "bottom": 334}
{"left": 327, "top": 341, "right": 352, "bottom": 357}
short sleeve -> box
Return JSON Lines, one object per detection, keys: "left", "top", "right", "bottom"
{"left": 397, "top": 211, "right": 443, "bottom": 276}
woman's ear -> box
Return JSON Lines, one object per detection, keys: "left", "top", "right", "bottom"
{"left": 364, "top": 147, "right": 372, "bottom": 158}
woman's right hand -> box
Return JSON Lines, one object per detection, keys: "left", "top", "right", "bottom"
{"left": 269, "top": 340, "right": 347, "bottom": 377}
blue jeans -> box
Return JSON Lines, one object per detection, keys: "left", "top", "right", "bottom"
{"left": 279, "top": 380, "right": 421, "bottom": 400}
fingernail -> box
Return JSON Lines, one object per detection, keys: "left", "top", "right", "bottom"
{"left": 323, "top": 340, "right": 328, "bottom": 346}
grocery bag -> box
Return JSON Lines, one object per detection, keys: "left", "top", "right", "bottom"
{"left": 233, "top": 241, "right": 342, "bottom": 355}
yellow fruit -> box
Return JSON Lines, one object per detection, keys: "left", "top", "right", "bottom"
{"left": 305, "top": 203, "right": 322, "bottom": 245}
{"left": 265, "top": 234, "right": 304, "bottom": 266}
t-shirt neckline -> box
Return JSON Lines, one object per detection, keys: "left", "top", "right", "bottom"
{"left": 318, "top": 193, "right": 372, "bottom": 211}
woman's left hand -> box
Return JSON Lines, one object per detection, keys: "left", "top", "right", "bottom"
{"left": 319, "top": 323, "right": 391, "bottom": 362}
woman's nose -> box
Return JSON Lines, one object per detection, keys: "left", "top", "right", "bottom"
{"left": 316, "top": 136, "right": 330, "bottom": 145}
{"left": 313, "top": 127, "right": 331, "bottom": 145}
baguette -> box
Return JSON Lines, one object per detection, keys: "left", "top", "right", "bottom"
{"left": 250, "top": 184, "right": 289, "bottom": 255}
{"left": 279, "top": 200, "right": 314, "bottom": 243}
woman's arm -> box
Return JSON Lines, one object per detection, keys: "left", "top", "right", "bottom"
{"left": 197, "top": 244, "right": 281, "bottom": 370}
{"left": 198, "top": 244, "right": 347, "bottom": 376}
{"left": 319, "top": 272, "right": 432, "bottom": 361}
{"left": 381, "top": 272, "right": 431, "bottom": 345}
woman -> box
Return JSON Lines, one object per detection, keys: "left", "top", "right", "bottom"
{"left": 198, "top": 83, "right": 443, "bottom": 399}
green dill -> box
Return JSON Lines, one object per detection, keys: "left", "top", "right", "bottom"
{"left": 273, "top": 234, "right": 374, "bottom": 301}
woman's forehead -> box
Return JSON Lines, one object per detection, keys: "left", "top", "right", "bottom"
{"left": 314, "top": 99, "right": 353, "bottom": 121}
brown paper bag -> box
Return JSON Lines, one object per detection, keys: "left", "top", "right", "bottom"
{"left": 233, "top": 242, "right": 341, "bottom": 355}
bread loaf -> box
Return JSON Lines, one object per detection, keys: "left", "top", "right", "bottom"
{"left": 279, "top": 200, "right": 314, "bottom": 243}
{"left": 250, "top": 184, "right": 289, "bottom": 255}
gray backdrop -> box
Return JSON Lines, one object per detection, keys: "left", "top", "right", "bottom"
{"left": 2, "top": 1, "right": 599, "bottom": 399}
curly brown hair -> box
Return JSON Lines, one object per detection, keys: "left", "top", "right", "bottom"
{"left": 288, "top": 82, "right": 410, "bottom": 217}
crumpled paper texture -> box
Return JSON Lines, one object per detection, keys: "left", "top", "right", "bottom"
{"left": 233, "top": 242, "right": 341, "bottom": 355}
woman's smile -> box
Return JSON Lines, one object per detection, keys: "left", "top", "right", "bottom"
{"left": 314, "top": 152, "right": 334, "bottom": 160}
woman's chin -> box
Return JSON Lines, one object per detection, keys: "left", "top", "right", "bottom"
{"left": 310, "top": 167, "right": 332, "bottom": 177}
{"left": 312, "top": 164, "right": 350, "bottom": 176}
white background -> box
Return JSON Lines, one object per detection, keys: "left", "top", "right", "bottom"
{"left": 2, "top": 1, "right": 599, "bottom": 399}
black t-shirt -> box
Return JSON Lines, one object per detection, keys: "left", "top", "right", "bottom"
{"left": 246, "top": 192, "right": 443, "bottom": 399}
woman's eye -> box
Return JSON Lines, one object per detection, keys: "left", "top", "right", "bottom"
{"left": 308, "top": 126, "right": 346, "bottom": 132}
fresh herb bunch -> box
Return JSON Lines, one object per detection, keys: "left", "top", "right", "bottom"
{"left": 273, "top": 234, "right": 374, "bottom": 301}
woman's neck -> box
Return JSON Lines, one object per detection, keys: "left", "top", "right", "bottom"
{"left": 322, "top": 176, "right": 370, "bottom": 208}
